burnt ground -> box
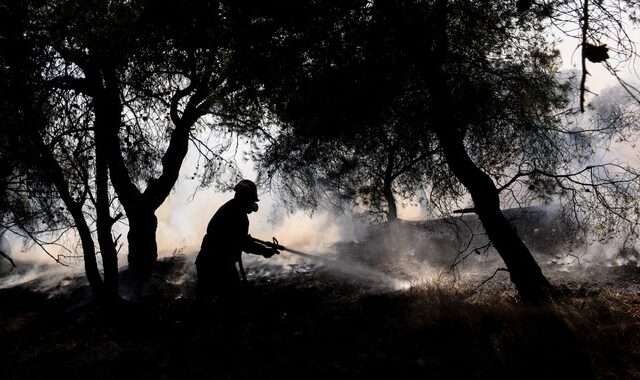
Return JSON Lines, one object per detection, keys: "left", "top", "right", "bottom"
{"left": 1, "top": 253, "right": 639, "bottom": 380}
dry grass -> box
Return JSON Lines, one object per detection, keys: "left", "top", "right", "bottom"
{"left": 0, "top": 258, "right": 639, "bottom": 379}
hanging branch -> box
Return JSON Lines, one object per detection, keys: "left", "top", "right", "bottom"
{"left": 12, "top": 227, "right": 70, "bottom": 267}
{"left": 471, "top": 267, "right": 510, "bottom": 293}
{"left": 0, "top": 250, "right": 16, "bottom": 271}
{"left": 580, "top": 0, "right": 590, "bottom": 113}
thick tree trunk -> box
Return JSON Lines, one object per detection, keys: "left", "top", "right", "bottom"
{"left": 437, "top": 128, "right": 552, "bottom": 303}
{"left": 383, "top": 178, "right": 398, "bottom": 222}
{"left": 126, "top": 207, "right": 158, "bottom": 279}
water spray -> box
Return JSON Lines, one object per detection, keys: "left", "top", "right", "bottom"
{"left": 252, "top": 236, "right": 329, "bottom": 261}
{"left": 252, "top": 236, "right": 406, "bottom": 288}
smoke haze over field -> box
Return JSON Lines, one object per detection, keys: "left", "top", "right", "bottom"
{"left": 3, "top": 173, "right": 640, "bottom": 294}
{"left": 2, "top": 194, "right": 639, "bottom": 293}
{"left": 2, "top": 74, "right": 640, "bottom": 292}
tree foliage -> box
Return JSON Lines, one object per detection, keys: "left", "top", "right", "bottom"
{"left": 0, "top": 0, "right": 256, "bottom": 300}
{"left": 230, "top": 0, "right": 640, "bottom": 302}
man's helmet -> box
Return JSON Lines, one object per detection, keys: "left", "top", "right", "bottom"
{"left": 234, "top": 179, "right": 259, "bottom": 202}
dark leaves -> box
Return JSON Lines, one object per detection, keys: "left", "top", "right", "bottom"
{"left": 516, "top": 0, "right": 533, "bottom": 13}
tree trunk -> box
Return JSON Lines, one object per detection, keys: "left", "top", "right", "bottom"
{"left": 93, "top": 71, "right": 196, "bottom": 282}
{"left": 383, "top": 144, "right": 398, "bottom": 222}
{"left": 425, "top": 0, "right": 552, "bottom": 303}
{"left": 92, "top": 76, "right": 156, "bottom": 283}
{"left": 383, "top": 177, "right": 398, "bottom": 222}
{"left": 63, "top": 197, "right": 105, "bottom": 301}
{"left": 35, "top": 134, "right": 106, "bottom": 300}
{"left": 126, "top": 207, "right": 158, "bottom": 279}
{"left": 437, "top": 128, "right": 553, "bottom": 303}
{"left": 94, "top": 114, "right": 121, "bottom": 304}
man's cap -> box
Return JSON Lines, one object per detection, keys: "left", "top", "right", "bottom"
{"left": 234, "top": 179, "right": 259, "bottom": 202}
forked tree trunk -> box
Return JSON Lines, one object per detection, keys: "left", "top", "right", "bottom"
{"left": 94, "top": 75, "right": 196, "bottom": 284}
{"left": 92, "top": 75, "right": 159, "bottom": 284}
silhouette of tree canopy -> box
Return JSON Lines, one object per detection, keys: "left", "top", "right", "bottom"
{"left": 0, "top": 0, "right": 260, "bottom": 302}
{"left": 0, "top": 0, "right": 80, "bottom": 264}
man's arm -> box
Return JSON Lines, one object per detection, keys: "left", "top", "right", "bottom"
{"left": 242, "top": 235, "right": 278, "bottom": 258}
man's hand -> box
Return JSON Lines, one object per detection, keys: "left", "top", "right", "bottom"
{"left": 262, "top": 246, "right": 279, "bottom": 258}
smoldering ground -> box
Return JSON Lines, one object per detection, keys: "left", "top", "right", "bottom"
{"left": 3, "top": 203, "right": 640, "bottom": 297}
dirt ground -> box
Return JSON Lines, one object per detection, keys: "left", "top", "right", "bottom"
{"left": 1, "top": 254, "right": 639, "bottom": 380}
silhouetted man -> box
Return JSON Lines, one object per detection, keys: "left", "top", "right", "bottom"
{"left": 195, "top": 179, "right": 278, "bottom": 305}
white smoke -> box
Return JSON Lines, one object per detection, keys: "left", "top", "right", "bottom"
{"left": 4, "top": 77, "right": 640, "bottom": 293}
{"left": 0, "top": 230, "right": 83, "bottom": 291}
